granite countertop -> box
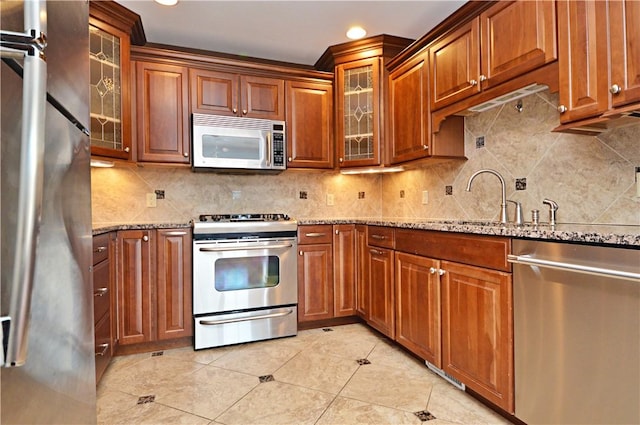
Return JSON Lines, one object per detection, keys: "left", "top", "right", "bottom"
{"left": 93, "top": 219, "right": 640, "bottom": 247}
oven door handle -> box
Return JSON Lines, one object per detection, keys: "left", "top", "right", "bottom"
{"left": 198, "top": 309, "right": 294, "bottom": 326}
{"left": 199, "top": 243, "right": 293, "bottom": 252}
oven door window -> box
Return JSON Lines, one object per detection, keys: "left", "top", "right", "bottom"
{"left": 214, "top": 256, "right": 280, "bottom": 291}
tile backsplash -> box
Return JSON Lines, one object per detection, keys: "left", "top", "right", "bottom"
{"left": 92, "top": 91, "right": 640, "bottom": 226}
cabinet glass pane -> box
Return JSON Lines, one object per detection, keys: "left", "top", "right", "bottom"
{"left": 343, "top": 65, "right": 374, "bottom": 161}
{"left": 89, "top": 25, "right": 122, "bottom": 151}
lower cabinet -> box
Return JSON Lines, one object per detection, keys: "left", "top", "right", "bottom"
{"left": 93, "top": 232, "right": 116, "bottom": 383}
{"left": 367, "top": 246, "right": 395, "bottom": 338}
{"left": 354, "top": 225, "right": 368, "bottom": 319}
{"left": 116, "top": 228, "right": 192, "bottom": 346}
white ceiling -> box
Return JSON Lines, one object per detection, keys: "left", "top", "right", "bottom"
{"left": 117, "top": 0, "right": 467, "bottom": 66}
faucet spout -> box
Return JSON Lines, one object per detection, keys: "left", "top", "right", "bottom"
{"left": 466, "top": 169, "right": 508, "bottom": 224}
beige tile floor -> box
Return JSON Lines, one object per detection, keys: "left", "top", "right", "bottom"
{"left": 97, "top": 323, "right": 513, "bottom": 425}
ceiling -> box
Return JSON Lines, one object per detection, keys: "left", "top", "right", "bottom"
{"left": 117, "top": 0, "right": 467, "bottom": 66}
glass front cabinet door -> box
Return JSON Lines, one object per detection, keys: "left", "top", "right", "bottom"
{"left": 89, "top": 15, "right": 132, "bottom": 160}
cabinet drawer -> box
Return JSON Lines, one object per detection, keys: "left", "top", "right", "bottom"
{"left": 94, "top": 312, "right": 112, "bottom": 382}
{"left": 367, "top": 226, "right": 395, "bottom": 249}
{"left": 395, "top": 229, "right": 511, "bottom": 272}
{"left": 298, "top": 225, "right": 333, "bottom": 245}
{"left": 92, "top": 233, "right": 110, "bottom": 265}
{"left": 93, "top": 259, "right": 110, "bottom": 323}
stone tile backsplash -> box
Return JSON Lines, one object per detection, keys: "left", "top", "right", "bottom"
{"left": 92, "top": 91, "right": 640, "bottom": 226}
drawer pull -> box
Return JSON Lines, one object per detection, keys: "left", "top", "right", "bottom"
{"left": 93, "top": 246, "right": 107, "bottom": 253}
{"left": 370, "top": 248, "right": 384, "bottom": 255}
{"left": 94, "top": 287, "right": 108, "bottom": 297}
{"left": 95, "top": 343, "right": 109, "bottom": 357}
{"left": 371, "top": 234, "right": 386, "bottom": 240}
{"left": 164, "top": 231, "right": 187, "bottom": 236}
{"left": 304, "top": 232, "right": 326, "bottom": 237}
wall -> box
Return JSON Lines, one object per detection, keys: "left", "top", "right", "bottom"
{"left": 92, "top": 91, "right": 640, "bottom": 227}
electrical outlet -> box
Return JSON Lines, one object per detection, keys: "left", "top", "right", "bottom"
{"left": 326, "top": 194, "right": 335, "bottom": 206}
{"left": 146, "top": 193, "right": 157, "bottom": 208}
{"left": 422, "top": 190, "right": 429, "bottom": 205}
{"left": 232, "top": 190, "right": 241, "bottom": 200}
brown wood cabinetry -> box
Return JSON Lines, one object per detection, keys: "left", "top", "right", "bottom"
{"left": 190, "top": 68, "right": 285, "bottom": 120}
{"left": 556, "top": 0, "right": 640, "bottom": 128}
{"left": 441, "top": 261, "right": 513, "bottom": 413}
{"left": 366, "top": 226, "right": 395, "bottom": 338}
{"left": 430, "top": 0, "right": 557, "bottom": 111}
{"left": 297, "top": 225, "right": 334, "bottom": 322}
{"left": 116, "top": 228, "right": 192, "bottom": 346}
{"left": 395, "top": 252, "right": 441, "bottom": 366}
{"left": 285, "top": 80, "right": 334, "bottom": 168}
{"left": 333, "top": 224, "right": 356, "bottom": 316}
{"left": 93, "top": 232, "right": 116, "bottom": 383}
{"left": 135, "top": 61, "right": 190, "bottom": 163}
{"left": 355, "top": 225, "right": 368, "bottom": 319}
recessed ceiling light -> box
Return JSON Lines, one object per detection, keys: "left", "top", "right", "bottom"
{"left": 155, "top": 0, "right": 178, "bottom": 6}
{"left": 346, "top": 26, "right": 367, "bottom": 40}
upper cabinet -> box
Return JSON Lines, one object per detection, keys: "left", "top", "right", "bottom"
{"left": 316, "top": 35, "right": 414, "bottom": 169}
{"left": 190, "top": 68, "right": 285, "bottom": 120}
{"left": 430, "top": 0, "right": 557, "bottom": 111}
{"left": 89, "top": 2, "right": 145, "bottom": 160}
{"left": 556, "top": 0, "right": 640, "bottom": 131}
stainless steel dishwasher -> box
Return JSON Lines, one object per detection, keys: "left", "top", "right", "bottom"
{"left": 509, "top": 240, "right": 640, "bottom": 425}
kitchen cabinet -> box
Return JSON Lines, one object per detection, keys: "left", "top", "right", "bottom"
{"left": 88, "top": 2, "right": 143, "bottom": 161}
{"left": 388, "top": 50, "right": 465, "bottom": 164}
{"left": 333, "top": 224, "right": 356, "bottom": 316}
{"left": 92, "top": 232, "right": 116, "bottom": 383}
{"left": 190, "top": 68, "right": 285, "bottom": 120}
{"left": 430, "top": 0, "right": 557, "bottom": 111}
{"left": 116, "top": 228, "right": 192, "bottom": 346}
{"left": 297, "top": 225, "right": 334, "bottom": 322}
{"left": 395, "top": 252, "right": 441, "bottom": 366}
{"left": 135, "top": 61, "right": 190, "bottom": 163}
{"left": 285, "top": 80, "right": 334, "bottom": 169}
{"left": 556, "top": 0, "right": 640, "bottom": 128}
{"left": 355, "top": 225, "right": 368, "bottom": 319}
{"left": 366, "top": 226, "right": 395, "bottom": 338}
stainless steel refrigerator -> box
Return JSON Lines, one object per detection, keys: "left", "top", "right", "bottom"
{"left": 1, "top": 1, "right": 96, "bottom": 423}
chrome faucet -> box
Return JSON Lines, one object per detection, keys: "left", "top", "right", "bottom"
{"left": 543, "top": 198, "right": 559, "bottom": 226}
{"left": 466, "top": 169, "right": 508, "bottom": 224}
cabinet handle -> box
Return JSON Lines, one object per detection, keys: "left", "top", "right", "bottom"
{"left": 479, "top": 74, "right": 487, "bottom": 82}
{"left": 610, "top": 84, "right": 621, "bottom": 94}
{"left": 304, "top": 232, "right": 326, "bottom": 237}
{"left": 371, "top": 234, "right": 386, "bottom": 240}
{"left": 164, "top": 231, "right": 187, "bottom": 236}
{"left": 557, "top": 105, "right": 567, "bottom": 113}
{"left": 429, "top": 267, "right": 437, "bottom": 274}
{"left": 142, "top": 235, "right": 149, "bottom": 242}
{"left": 469, "top": 79, "right": 478, "bottom": 86}
{"left": 369, "top": 248, "right": 384, "bottom": 255}
{"left": 95, "top": 343, "right": 109, "bottom": 357}
{"left": 124, "top": 147, "right": 130, "bottom": 153}
{"left": 94, "top": 287, "right": 108, "bottom": 297}
{"left": 93, "top": 246, "right": 107, "bottom": 253}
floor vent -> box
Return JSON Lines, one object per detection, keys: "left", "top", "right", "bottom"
{"left": 425, "top": 361, "right": 465, "bottom": 391}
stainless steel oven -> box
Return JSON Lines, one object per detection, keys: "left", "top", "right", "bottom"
{"left": 192, "top": 214, "right": 298, "bottom": 349}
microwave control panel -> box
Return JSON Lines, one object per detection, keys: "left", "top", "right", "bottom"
{"left": 272, "top": 124, "right": 285, "bottom": 168}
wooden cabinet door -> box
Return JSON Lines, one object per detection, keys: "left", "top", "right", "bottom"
{"left": 367, "top": 246, "right": 395, "bottom": 338}
{"left": 156, "top": 229, "right": 192, "bottom": 340}
{"left": 479, "top": 0, "right": 557, "bottom": 89}
{"left": 136, "top": 62, "right": 190, "bottom": 163}
{"left": 333, "top": 224, "right": 356, "bottom": 317}
{"left": 389, "top": 52, "right": 430, "bottom": 164}
{"left": 116, "top": 230, "right": 153, "bottom": 345}
{"left": 556, "top": 0, "right": 609, "bottom": 123}
{"left": 190, "top": 68, "right": 238, "bottom": 116}
{"left": 609, "top": 0, "right": 640, "bottom": 108}
{"left": 430, "top": 19, "right": 481, "bottom": 110}
{"left": 395, "top": 252, "right": 441, "bottom": 366}
{"left": 355, "top": 225, "right": 368, "bottom": 319}
{"left": 297, "top": 244, "right": 334, "bottom": 322}
{"left": 441, "top": 261, "right": 514, "bottom": 413}
{"left": 241, "top": 75, "right": 285, "bottom": 120}
{"left": 285, "top": 80, "right": 334, "bottom": 169}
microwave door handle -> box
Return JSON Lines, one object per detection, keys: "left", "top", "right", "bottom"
{"left": 266, "top": 132, "right": 271, "bottom": 167}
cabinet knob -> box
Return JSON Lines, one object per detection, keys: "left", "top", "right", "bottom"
{"left": 469, "top": 79, "right": 478, "bottom": 86}
{"left": 242, "top": 109, "right": 247, "bottom": 115}
{"left": 423, "top": 144, "right": 428, "bottom": 150}
{"left": 93, "top": 246, "right": 107, "bottom": 253}
{"left": 233, "top": 108, "right": 238, "bottom": 114}
{"left": 124, "top": 147, "right": 130, "bottom": 153}
{"left": 183, "top": 152, "right": 189, "bottom": 157}
{"left": 335, "top": 229, "right": 339, "bottom": 235}
{"left": 557, "top": 105, "right": 567, "bottom": 114}
{"left": 288, "top": 157, "right": 292, "bottom": 162}
{"left": 429, "top": 267, "right": 437, "bottom": 274}
{"left": 339, "top": 158, "right": 343, "bottom": 163}
{"left": 142, "top": 235, "right": 149, "bottom": 242}
{"left": 479, "top": 74, "right": 487, "bottom": 82}
{"left": 438, "top": 269, "right": 446, "bottom": 276}
{"left": 299, "top": 250, "right": 303, "bottom": 256}
{"left": 610, "top": 84, "right": 622, "bottom": 94}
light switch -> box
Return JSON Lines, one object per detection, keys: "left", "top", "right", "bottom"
{"left": 422, "top": 190, "right": 429, "bottom": 205}
{"left": 326, "top": 194, "right": 335, "bottom": 206}
{"left": 146, "top": 193, "right": 157, "bottom": 208}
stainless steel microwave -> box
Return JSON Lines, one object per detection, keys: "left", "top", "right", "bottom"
{"left": 192, "top": 113, "right": 286, "bottom": 173}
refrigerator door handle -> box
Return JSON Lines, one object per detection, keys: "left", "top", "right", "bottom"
{"left": 2, "top": 0, "right": 47, "bottom": 368}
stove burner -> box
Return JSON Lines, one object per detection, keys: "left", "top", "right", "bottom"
{"left": 198, "top": 213, "right": 291, "bottom": 223}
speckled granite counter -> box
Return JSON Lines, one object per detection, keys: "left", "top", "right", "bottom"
{"left": 93, "top": 219, "right": 640, "bottom": 247}
{"left": 298, "top": 218, "right": 640, "bottom": 247}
